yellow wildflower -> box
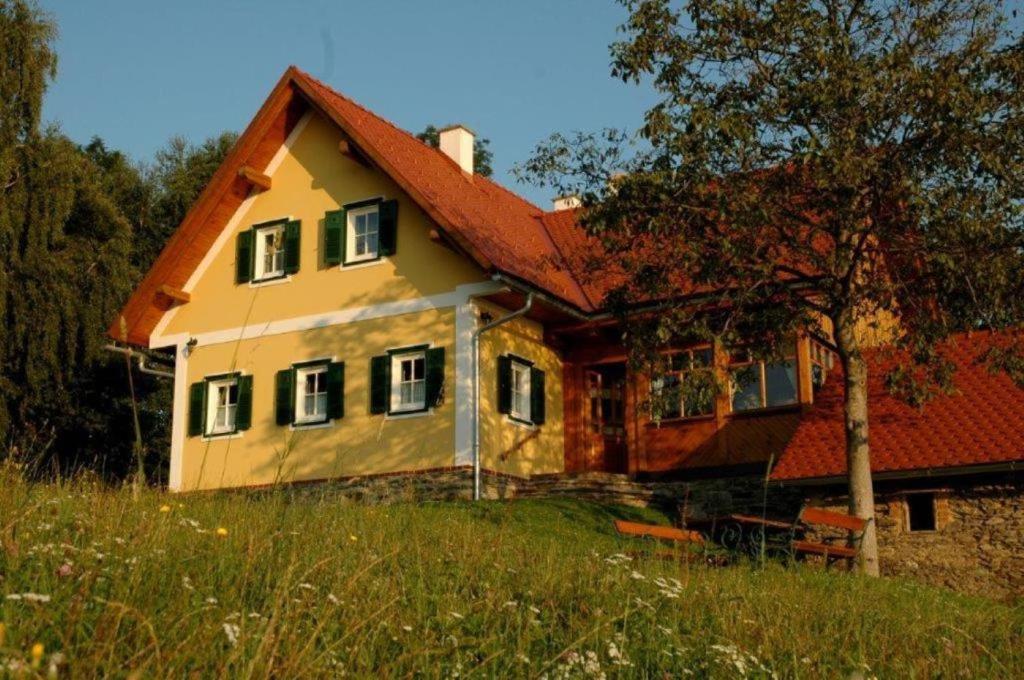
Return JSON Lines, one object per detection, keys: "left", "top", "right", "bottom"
{"left": 159, "top": 505, "right": 171, "bottom": 513}
{"left": 216, "top": 527, "right": 228, "bottom": 537}
{"left": 30, "top": 642, "right": 44, "bottom": 667}
{"left": 348, "top": 534, "right": 357, "bottom": 542}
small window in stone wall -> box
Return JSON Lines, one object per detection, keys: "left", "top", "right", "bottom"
{"left": 906, "top": 493, "right": 937, "bottom": 532}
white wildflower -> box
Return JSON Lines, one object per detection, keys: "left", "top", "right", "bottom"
{"left": 402, "top": 625, "right": 413, "bottom": 632}
{"left": 206, "top": 597, "right": 218, "bottom": 605}
{"left": 629, "top": 570, "right": 645, "bottom": 580}
{"left": 223, "top": 623, "right": 240, "bottom": 647}
{"left": 182, "top": 575, "right": 194, "bottom": 591}
{"left": 503, "top": 600, "right": 518, "bottom": 608}
{"left": 449, "top": 611, "right": 464, "bottom": 620}
{"left": 327, "top": 593, "right": 340, "bottom": 605}
{"left": 6, "top": 593, "right": 51, "bottom": 603}
{"left": 297, "top": 582, "right": 315, "bottom": 590}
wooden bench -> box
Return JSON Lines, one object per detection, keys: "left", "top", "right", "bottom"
{"left": 791, "top": 507, "right": 869, "bottom": 566}
{"left": 614, "top": 519, "right": 705, "bottom": 545}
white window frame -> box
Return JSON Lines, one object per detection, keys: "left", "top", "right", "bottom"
{"left": 729, "top": 349, "right": 798, "bottom": 413}
{"left": 294, "top": 364, "right": 329, "bottom": 425}
{"left": 509, "top": 359, "right": 532, "bottom": 422}
{"left": 252, "top": 222, "right": 286, "bottom": 281}
{"left": 206, "top": 377, "right": 239, "bottom": 436}
{"left": 651, "top": 348, "right": 715, "bottom": 420}
{"left": 346, "top": 204, "right": 380, "bottom": 264}
{"left": 390, "top": 349, "right": 426, "bottom": 413}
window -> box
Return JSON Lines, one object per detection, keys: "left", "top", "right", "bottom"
{"left": 730, "top": 347, "right": 798, "bottom": 412}
{"left": 295, "top": 364, "right": 328, "bottom": 424}
{"left": 510, "top": 359, "right": 532, "bottom": 421}
{"left": 810, "top": 340, "right": 836, "bottom": 391}
{"left": 391, "top": 350, "right": 426, "bottom": 412}
{"left": 253, "top": 222, "right": 286, "bottom": 280}
{"left": 347, "top": 204, "right": 379, "bottom": 263}
{"left": 906, "top": 493, "right": 937, "bottom": 532}
{"left": 207, "top": 378, "right": 239, "bottom": 435}
{"left": 651, "top": 348, "right": 715, "bottom": 420}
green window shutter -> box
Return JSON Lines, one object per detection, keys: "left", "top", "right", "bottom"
{"left": 235, "top": 375, "right": 254, "bottom": 431}
{"left": 327, "top": 361, "right": 345, "bottom": 419}
{"left": 530, "top": 367, "right": 546, "bottom": 425}
{"left": 497, "top": 355, "right": 512, "bottom": 415}
{"left": 379, "top": 199, "right": 398, "bottom": 256}
{"left": 235, "top": 229, "right": 253, "bottom": 283}
{"left": 369, "top": 355, "right": 390, "bottom": 414}
{"left": 284, "top": 220, "right": 301, "bottom": 274}
{"left": 324, "top": 210, "right": 345, "bottom": 266}
{"left": 275, "top": 369, "right": 295, "bottom": 426}
{"left": 188, "top": 381, "right": 207, "bottom": 437}
{"left": 424, "top": 347, "right": 445, "bottom": 408}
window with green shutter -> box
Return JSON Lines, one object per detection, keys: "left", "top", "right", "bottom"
{"left": 199, "top": 372, "right": 247, "bottom": 437}
{"left": 498, "top": 355, "right": 545, "bottom": 426}
{"left": 340, "top": 198, "right": 398, "bottom": 266}
{"left": 278, "top": 359, "right": 346, "bottom": 427}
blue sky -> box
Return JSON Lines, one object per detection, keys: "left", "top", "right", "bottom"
{"left": 39, "top": 0, "right": 657, "bottom": 206}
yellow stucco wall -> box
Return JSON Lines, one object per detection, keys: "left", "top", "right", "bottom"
{"left": 162, "top": 111, "right": 484, "bottom": 339}
{"left": 477, "top": 300, "right": 565, "bottom": 477}
{"left": 180, "top": 308, "right": 457, "bottom": 491}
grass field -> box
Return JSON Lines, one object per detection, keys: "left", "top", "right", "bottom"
{"left": 1, "top": 466, "right": 1021, "bottom": 678}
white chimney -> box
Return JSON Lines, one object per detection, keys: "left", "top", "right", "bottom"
{"left": 438, "top": 124, "right": 475, "bottom": 174}
{"left": 552, "top": 195, "right": 582, "bottom": 211}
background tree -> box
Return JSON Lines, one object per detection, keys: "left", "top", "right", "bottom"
{"left": 519, "top": 0, "right": 1024, "bottom": 575}
{"left": 0, "top": 0, "right": 235, "bottom": 483}
{"left": 417, "top": 124, "right": 494, "bottom": 177}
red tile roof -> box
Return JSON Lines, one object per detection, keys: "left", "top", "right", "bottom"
{"left": 772, "top": 332, "right": 1024, "bottom": 481}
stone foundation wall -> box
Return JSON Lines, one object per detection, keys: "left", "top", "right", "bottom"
{"left": 805, "top": 479, "right": 1024, "bottom": 601}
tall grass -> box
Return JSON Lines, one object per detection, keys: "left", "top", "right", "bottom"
{"left": 1, "top": 464, "right": 1021, "bottom": 678}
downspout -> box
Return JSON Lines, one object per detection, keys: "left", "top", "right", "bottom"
{"left": 471, "top": 292, "right": 533, "bottom": 500}
{"left": 104, "top": 344, "right": 175, "bottom": 379}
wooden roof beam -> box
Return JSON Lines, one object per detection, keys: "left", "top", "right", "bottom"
{"left": 156, "top": 284, "right": 191, "bottom": 305}
{"left": 238, "top": 165, "right": 272, "bottom": 191}
{"left": 339, "top": 139, "right": 370, "bottom": 167}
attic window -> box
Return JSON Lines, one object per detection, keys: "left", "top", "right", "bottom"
{"left": 906, "top": 493, "right": 937, "bottom": 532}
{"left": 347, "top": 204, "right": 380, "bottom": 263}
{"left": 254, "top": 222, "right": 286, "bottom": 280}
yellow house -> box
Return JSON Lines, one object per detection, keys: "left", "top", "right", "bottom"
{"left": 111, "top": 67, "right": 840, "bottom": 494}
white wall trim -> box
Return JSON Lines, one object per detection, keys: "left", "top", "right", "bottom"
{"left": 151, "top": 281, "right": 503, "bottom": 349}
{"left": 148, "top": 111, "right": 314, "bottom": 348}
{"left": 168, "top": 341, "right": 189, "bottom": 492}
{"left": 453, "top": 297, "right": 478, "bottom": 466}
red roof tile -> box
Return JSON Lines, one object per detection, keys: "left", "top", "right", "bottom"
{"left": 772, "top": 332, "right": 1024, "bottom": 481}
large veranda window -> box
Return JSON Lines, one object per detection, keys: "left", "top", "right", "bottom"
{"left": 651, "top": 348, "right": 716, "bottom": 420}
{"left": 730, "top": 345, "right": 799, "bottom": 412}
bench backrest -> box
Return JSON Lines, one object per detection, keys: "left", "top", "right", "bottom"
{"left": 799, "top": 506, "right": 869, "bottom": 533}
{"left": 614, "top": 519, "right": 704, "bottom": 544}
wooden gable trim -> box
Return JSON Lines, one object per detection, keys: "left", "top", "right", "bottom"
{"left": 338, "top": 138, "right": 370, "bottom": 167}
{"left": 109, "top": 71, "right": 308, "bottom": 346}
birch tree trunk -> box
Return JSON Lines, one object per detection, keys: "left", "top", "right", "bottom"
{"left": 836, "top": 315, "right": 880, "bottom": 576}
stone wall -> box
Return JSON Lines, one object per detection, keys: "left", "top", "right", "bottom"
{"left": 804, "top": 476, "right": 1024, "bottom": 601}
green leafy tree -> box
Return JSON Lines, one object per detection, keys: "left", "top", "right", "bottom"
{"left": 519, "top": 0, "right": 1024, "bottom": 575}
{"left": 417, "top": 125, "right": 494, "bottom": 177}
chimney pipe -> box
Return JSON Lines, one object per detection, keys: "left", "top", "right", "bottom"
{"left": 439, "top": 124, "right": 475, "bottom": 174}
{"left": 552, "top": 195, "right": 582, "bottom": 211}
